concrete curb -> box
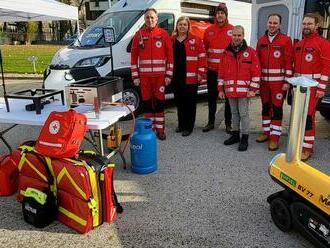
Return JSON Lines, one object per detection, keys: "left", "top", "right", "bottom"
{"left": 3, "top": 74, "right": 43, "bottom": 80}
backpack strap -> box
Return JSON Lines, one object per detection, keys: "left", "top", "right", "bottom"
{"left": 20, "top": 146, "right": 57, "bottom": 197}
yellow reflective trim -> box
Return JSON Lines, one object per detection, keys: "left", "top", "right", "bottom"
{"left": 19, "top": 145, "right": 34, "bottom": 152}
{"left": 86, "top": 165, "right": 100, "bottom": 227}
{"left": 88, "top": 198, "right": 98, "bottom": 217}
{"left": 18, "top": 153, "right": 27, "bottom": 171}
{"left": 80, "top": 150, "right": 96, "bottom": 155}
{"left": 100, "top": 173, "right": 104, "bottom": 181}
{"left": 107, "top": 163, "right": 115, "bottom": 168}
{"left": 58, "top": 206, "right": 87, "bottom": 227}
{"left": 44, "top": 157, "right": 57, "bottom": 195}
{"left": 64, "top": 158, "right": 85, "bottom": 166}
{"left": 25, "top": 159, "right": 48, "bottom": 182}
{"left": 24, "top": 188, "right": 47, "bottom": 205}
{"left": 57, "top": 167, "right": 87, "bottom": 200}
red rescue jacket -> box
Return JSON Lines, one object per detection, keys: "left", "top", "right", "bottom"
{"left": 218, "top": 41, "right": 261, "bottom": 98}
{"left": 294, "top": 32, "right": 330, "bottom": 93}
{"left": 131, "top": 26, "right": 174, "bottom": 79}
{"left": 171, "top": 33, "right": 207, "bottom": 84}
{"left": 203, "top": 22, "right": 233, "bottom": 71}
{"left": 256, "top": 32, "right": 293, "bottom": 85}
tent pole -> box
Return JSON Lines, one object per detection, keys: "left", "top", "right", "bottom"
{"left": 0, "top": 49, "right": 6, "bottom": 95}
{"left": 0, "top": 49, "right": 9, "bottom": 112}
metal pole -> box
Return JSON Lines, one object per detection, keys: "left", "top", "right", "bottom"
{"left": 110, "top": 44, "right": 114, "bottom": 76}
{"left": 0, "top": 49, "right": 6, "bottom": 95}
{"left": 0, "top": 49, "right": 10, "bottom": 112}
{"left": 286, "top": 85, "right": 311, "bottom": 162}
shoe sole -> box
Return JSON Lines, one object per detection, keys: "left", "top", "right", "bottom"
{"left": 301, "top": 156, "right": 311, "bottom": 161}
{"left": 202, "top": 130, "right": 214, "bottom": 133}
{"left": 238, "top": 148, "right": 248, "bottom": 151}
{"left": 256, "top": 139, "right": 268, "bottom": 143}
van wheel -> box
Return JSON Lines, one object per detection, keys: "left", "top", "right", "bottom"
{"left": 121, "top": 88, "right": 142, "bottom": 120}
{"left": 319, "top": 109, "right": 330, "bottom": 120}
{"left": 270, "top": 198, "right": 292, "bottom": 232}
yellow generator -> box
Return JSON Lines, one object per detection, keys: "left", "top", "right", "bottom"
{"left": 268, "top": 77, "right": 330, "bottom": 248}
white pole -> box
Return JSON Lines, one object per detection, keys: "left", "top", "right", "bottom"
{"left": 33, "top": 61, "right": 36, "bottom": 74}
{"left": 77, "top": 19, "right": 80, "bottom": 36}
{"left": 108, "top": 0, "right": 112, "bottom": 9}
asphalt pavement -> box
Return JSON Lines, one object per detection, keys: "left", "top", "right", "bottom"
{"left": 0, "top": 79, "right": 329, "bottom": 248}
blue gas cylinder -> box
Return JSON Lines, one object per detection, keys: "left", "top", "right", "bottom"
{"left": 130, "top": 118, "right": 157, "bottom": 174}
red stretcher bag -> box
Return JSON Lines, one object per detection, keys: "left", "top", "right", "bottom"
{"left": 0, "top": 151, "right": 21, "bottom": 196}
{"left": 35, "top": 109, "right": 87, "bottom": 158}
{"left": 16, "top": 146, "right": 55, "bottom": 202}
{"left": 51, "top": 158, "right": 102, "bottom": 234}
{"left": 17, "top": 146, "right": 122, "bottom": 233}
{"left": 81, "top": 153, "right": 122, "bottom": 223}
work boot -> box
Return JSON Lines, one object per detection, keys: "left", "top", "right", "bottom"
{"left": 224, "top": 131, "right": 240, "bottom": 145}
{"left": 301, "top": 151, "right": 312, "bottom": 161}
{"left": 225, "top": 124, "right": 232, "bottom": 134}
{"left": 202, "top": 123, "right": 214, "bottom": 132}
{"left": 182, "top": 130, "right": 192, "bottom": 137}
{"left": 175, "top": 127, "right": 183, "bottom": 133}
{"left": 268, "top": 141, "right": 279, "bottom": 151}
{"left": 157, "top": 133, "right": 166, "bottom": 141}
{"left": 238, "top": 134, "right": 249, "bottom": 151}
{"left": 256, "top": 133, "right": 268, "bottom": 143}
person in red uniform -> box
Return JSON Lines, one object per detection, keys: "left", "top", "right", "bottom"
{"left": 256, "top": 14, "right": 294, "bottom": 151}
{"left": 202, "top": 3, "right": 233, "bottom": 133}
{"left": 218, "top": 25, "right": 261, "bottom": 151}
{"left": 293, "top": 13, "right": 330, "bottom": 161}
{"left": 171, "top": 16, "right": 207, "bottom": 136}
{"left": 131, "top": 8, "right": 174, "bottom": 140}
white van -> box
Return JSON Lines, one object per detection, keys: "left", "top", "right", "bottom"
{"left": 251, "top": 0, "right": 330, "bottom": 119}
{"left": 44, "top": 0, "right": 251, "bottom": 113}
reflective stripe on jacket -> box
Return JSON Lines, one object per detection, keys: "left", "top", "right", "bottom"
{"left": 218, "top": 45, "right": 261, "bottom": 98}
{"left": 171, "top": 33, "right": 207, "bottom": 84}
{"left": 203, "top": 22, "right": 233, "bottom": 71}
{"left": 294, "top": 33, "right": 330, "bottom": 93}
{"left": 256, "top": 32, "right": 293, "bottom": 84}
{"left": 131, "top": 26, "right": 174, "bottom": 79}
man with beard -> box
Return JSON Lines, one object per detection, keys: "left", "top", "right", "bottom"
{"left": 293, "top": 13, "right": 330, "bottom": 161}
{"left": 256, "top": 14, "right": 293, "bottom": 151}
{"left": 202, "top": 3, "right": 233, "bottom": 133}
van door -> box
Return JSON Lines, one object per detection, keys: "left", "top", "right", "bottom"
{"left": 250, "top": 0, "right": 305, "bottom": 46}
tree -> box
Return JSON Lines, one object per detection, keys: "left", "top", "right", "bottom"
{"left": 26, "top": 21, "right": 38, "bottom": 44}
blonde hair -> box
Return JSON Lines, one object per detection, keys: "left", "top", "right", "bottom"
{"left": 173, "top": 16, "right": 191, "bottom": 36}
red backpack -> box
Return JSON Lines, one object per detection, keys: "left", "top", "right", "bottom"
{"left": 35, "top": 109, "right": 87, "bottom": 158}
{"left": 0, "top": 151, "right": 21, "bottom": 196}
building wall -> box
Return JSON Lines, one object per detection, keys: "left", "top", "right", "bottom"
{"left": 85, "top": 0, "right": 120, "bottom": 25}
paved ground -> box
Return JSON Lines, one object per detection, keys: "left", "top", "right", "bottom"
{"left": 0, "top": 79, "right": 329, "bottom": 248}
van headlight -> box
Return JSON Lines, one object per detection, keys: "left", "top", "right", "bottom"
{"left": 74, "top": 56, "right": 110, "bottom": 67}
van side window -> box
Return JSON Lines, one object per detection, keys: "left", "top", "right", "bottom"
{"left": 158, "top": 13, "right": 175, "bottom": 35}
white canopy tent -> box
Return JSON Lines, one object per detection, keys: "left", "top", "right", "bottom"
{"left": 0, "top": 0, "right": 78, "bottom": 22}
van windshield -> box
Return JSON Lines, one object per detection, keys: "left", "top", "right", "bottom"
{"left": 74, "top": 10, "right": 143, "bottom": 47}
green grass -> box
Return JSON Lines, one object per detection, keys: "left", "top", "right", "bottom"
{"left": 0, "top": 45, "right": 64, "bottom": 74}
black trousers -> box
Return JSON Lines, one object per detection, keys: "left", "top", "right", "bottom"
{"left": 174, "top": 83, "right": 198, "bottom": 132}
{"left": 207, "top": 70, "right": 232, "bottom": 126}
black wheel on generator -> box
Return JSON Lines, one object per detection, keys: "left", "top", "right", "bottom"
{"left": 270, "top": 197, "right": 292, "bottom": 232}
